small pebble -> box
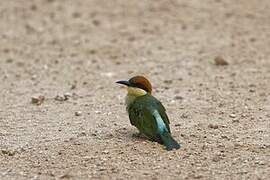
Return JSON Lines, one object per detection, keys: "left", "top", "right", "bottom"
{"left": 31, "top": 95, "right": 45, "bottom": 105}
{"left": 55, "top": 95, "right": 66, "bottom": 101}
{"left": 92, "top": 19, "right": 100, "bottom": 26}
{"left": 1, "top": 149, "right": 16, "bottom": 156}
{"left": 102, "top": 150, "right": 109, "bottom": 154}
{"left": 75, "top": 111, "right": 82, "bottom": 116}
{"left": 221, "top": 135, "right": 229, "bottom": 139}
{"left": 6, "top": 58, "right": 13, "bottom": 63}
{"left": 95, "top": 110, "right": 101, "bottom": 114}
{"left": 229, "top": 114, "right": 236, "bottom": 118}
{"left": 208, "top": 124, "right": 219, "bottom": 129}
{"left": 174, "top": 95, "right": 183, "bottom": 100}
{"left": 72, "top": 12, "right": 81, "bottom": 18}
{"left": 64, "top": 92, "right": 72, "bottom": 99}
{"left": 71, "top": 84, "right": 76, "bottom": 90}
{"left": 212, "top": 155, "right": 221, "bottom": 162}
{"left": 180, "top": 113, "right": 189, "bottom": 119}
{"left": 55, "top": 93, "right": 71, "bottom": 101}
{"left": 214, "top": 56, "right": 229, "bottom": 66}
{"left": 175, "top": 123, "right": 181, "bottom": 127}
{"left": 232, "top": 119, "right": 239, "bottom": 123}
{"left": 255, "top": 161, "right": 265, "bottom": 165}
{"left": 163, "top": 80, "right": 173, "bottom": 84}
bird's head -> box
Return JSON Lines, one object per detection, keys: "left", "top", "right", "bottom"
{"left": 116, "top": 76, "right": 152, "bottom": 96}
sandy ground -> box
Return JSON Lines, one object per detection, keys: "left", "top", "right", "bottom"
{"left": 0, "top": 0, "right": 270, "bottom": 179}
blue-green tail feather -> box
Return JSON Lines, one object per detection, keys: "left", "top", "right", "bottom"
{"left": 160, "top": 132, "right": 181, "bottom": 151}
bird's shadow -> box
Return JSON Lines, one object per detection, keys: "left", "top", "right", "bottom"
{"left": 114, "top": 128, "right": 148, "bottom": 142}
{"left": 131, "top": 132, "right": 163, "bottom": 145}
{"left": 131, "top": 132, "right": 148, "bottom": 141}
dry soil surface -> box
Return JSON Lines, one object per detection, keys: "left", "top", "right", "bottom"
{"left": 0, "top": 0, "right": 270, "bottom": 180}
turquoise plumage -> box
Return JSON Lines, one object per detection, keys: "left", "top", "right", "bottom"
{"left": 117, "top": 76, "right": 181, "bottom": 151}
{"left": 128, "top": 94, "right": 180, "bottom": 150}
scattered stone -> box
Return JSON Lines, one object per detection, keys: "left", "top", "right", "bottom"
{"left": 229, "top": 114, "right": 236, "bottom": 118}
{"left": 92, "top": 19, "right": 100, "bottom": 26}
{"left": 55, "top": 93, "right": 72, "bottom": 101}
{"left": 72, "top": 12, "right": 81, "bottom": 18}
{"left": 232, "top": 119, "right": 239, "bottom": 123}
{"left": 101, "top": 150, "right": 109, "bottom": 154}
{"left": 70, "top": 84, "right": 76, "bottom": 90}
{"left": 221, "top": 135, "right": 229, "bottom": 140}
{"left": 1, "top": 149, "right": 16, "bottom": 156}
{"left": 241, "top": 114, "right": 246, "bottom": 118}
{"left": 30, "top": 4, "right": 37, "bottom": 11}
{"left": 31, "top": 95, "right": 45, "bottom": 105}
{"left": 3, "top": 48, "right": 10, "bottom": 53}
{"left": 178, "top": 78, "right": 183, "bottom": 81}
{"left": 249, "top": 37, "right": 256, "bottom": 42}
{"left": 64, "top": 92, "right": 72, "bottom": 99}
{"left": 214, "top": 56, "right": 229, "bottom": 66}
{"left": 208, "top": 124, "right": 219, "bottom": 129}
{"left": 91, "top": 133, "right": 97, "bottom": 136}
{"left": 73, "top": 141, "right": 81, "bottom": 145}
{"left": 77, "top": 132, "right": 86, "bottom": 137}
{"left": 95, "top": 110, "right": 101, "bottom": 114}
{"left": 193, "top": 174, "right": 203, "bottom": 179}
{"left": 55, "top": 95, "right": 66, "bottom": 101}
{"left": 163, "top": 80, "right": 173, "bottom": 84}
{"left": 115, "top": 61, "right": 121, "bottom": 65}
{"left": 75, "top": 111, "right": 82, "bottom": 116}
{"left": 6, "top": 58, "right": 13, "bottom": 63}
{"left": 31, "top": 74, "right": 37, "bottom": 80}
{"left": 248, "top": 84, "right": 256, "bottom": 87}
{"left": 180, "top": 113, "right": 189, "bottom": 119}
{"left": 98, "top": 167, "right": 107, "bottom": 171}
{"left": 89, "top": 49, "right": 96, "bottom": 55}
{"left": 212, "top": 155, "right": 221, "bottom": 162}
{"left": 255, "top": 161, "right": 265, "bottom": 165}
{"left": 174, "top": 95, "right": 183, "bottom": 100}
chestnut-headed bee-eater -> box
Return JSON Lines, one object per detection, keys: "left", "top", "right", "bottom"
{"left": 116, "top": 76, "right": 181, "bottom": 151}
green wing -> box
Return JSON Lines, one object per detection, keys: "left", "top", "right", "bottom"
{"left": 155, "top": 98, "right": 171, "bottom": 133}
{"left": 127, "top": 94, "right": 171, "bottom": 141}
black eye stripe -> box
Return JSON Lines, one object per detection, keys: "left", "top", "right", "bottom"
{"left": 130, "top": 83, "right": 149, "bottom": 92}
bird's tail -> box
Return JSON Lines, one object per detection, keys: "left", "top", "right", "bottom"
{"left": 160, "top": 132, "right": 181, "bottom": 151}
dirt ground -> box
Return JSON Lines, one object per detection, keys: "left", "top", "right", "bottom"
{"left": 0, "top": 0, "right": 270, "bottom": 179}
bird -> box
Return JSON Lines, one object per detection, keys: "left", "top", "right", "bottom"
{"left": 116, "top": 75, "right": 180, "bottom": 151}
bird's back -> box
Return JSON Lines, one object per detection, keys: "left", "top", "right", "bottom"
{"left": 127, "top": 94, "right": 171, "bottom": 142}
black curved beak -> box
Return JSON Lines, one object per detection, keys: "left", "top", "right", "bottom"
{"left": 116, "top": 80, "right": 130, "bottom": 86}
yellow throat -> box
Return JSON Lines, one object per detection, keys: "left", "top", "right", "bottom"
{"left": 125, "top": 87, "right": 147, "bottom": 106}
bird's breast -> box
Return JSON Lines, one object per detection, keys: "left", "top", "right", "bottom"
{"left": 125, "top": 94, "right": 136, "bottom": 107}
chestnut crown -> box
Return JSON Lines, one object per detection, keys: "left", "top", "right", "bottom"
{"left": 116, "top": 76, "right": 152, "bottom": 93}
